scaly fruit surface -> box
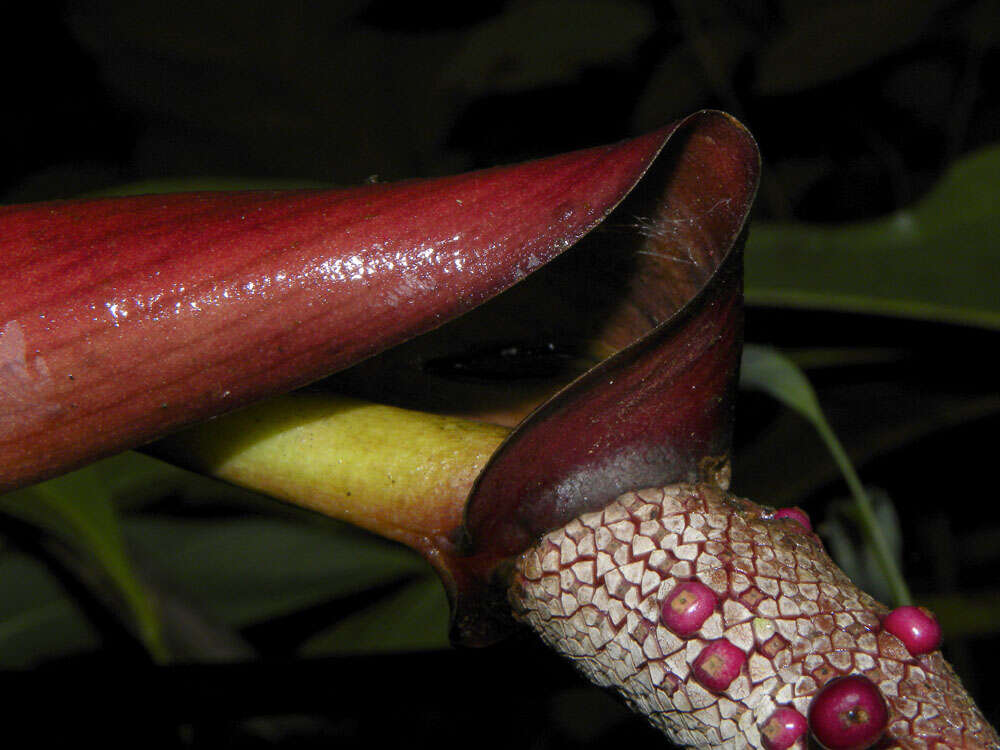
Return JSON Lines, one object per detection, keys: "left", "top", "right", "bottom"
{"left": 509, "top": 483, "right": 998, "bottom": 749}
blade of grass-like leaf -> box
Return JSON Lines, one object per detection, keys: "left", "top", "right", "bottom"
{"left": 739, "top": 344, "right": 912, "bottom": 605}
{"left": 746, "top": 144, "right": 1000, "bottom": 329}
{"left": 0, "top": 469, "right": 167, "bottom": 660}
{"left": 737, "top": 381, "right": 1000, "bottom": 507}
{"left": 820, "top": 488, "right": 904, "bottom": 603}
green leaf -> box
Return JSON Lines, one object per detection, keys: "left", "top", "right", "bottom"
{"left": 741, "top": 344, "right": 827, "bottom": 424}
{"left": 0, "top": 488, "right": 446, "bottom": 664}
{"left": 0, "top": 550, "right": 99, "bottom": 667}
{"left": 299, "top": 574, "right": 450, "bottom": 656}
{"left": 740, "top": 345, "right": 911, "bottom": 605}
{"left": 124, "top": 516, "right": 429, "bottom": 628}
{"left": 0, "top": 469, "right": 167, "bottom": 661}
{"left": 746, "top": 143, "right": 1000, "bottom": 329}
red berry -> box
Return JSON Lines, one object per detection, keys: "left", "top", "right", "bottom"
{"left": 691, "top": 639, "right": 746, "bottom": 692}
{"left": 882, "top": 605, "right": 942, "bottom": 656}
{"left": 660, "top": 580, "right": 716, "bottom": 636}
{"left": 808, "top": 675, "right": 888, "bottom": 750}
{"left": 773, "top": 507, "right": 812, "bottom": 531}
{"left": 761, "top": 707, "right": 808, "bottom": 750}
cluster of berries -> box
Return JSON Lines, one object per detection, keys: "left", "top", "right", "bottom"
{"left": 658, "top": 507, "right": 942, "bottom": 750}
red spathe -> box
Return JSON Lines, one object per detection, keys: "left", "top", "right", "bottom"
{"left": 0, "top": 126, "right": 671, "bottom": 491}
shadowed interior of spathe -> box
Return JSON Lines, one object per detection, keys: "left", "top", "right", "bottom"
{"left": 446, "top": 112, "right": 758, "bottom": 648}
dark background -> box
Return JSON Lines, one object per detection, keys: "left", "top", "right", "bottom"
{"left": 3, "top": 1, "right": 999, "bottom": 747}
{"left": 9, "top": 0, "right": 998, "bottom": 219}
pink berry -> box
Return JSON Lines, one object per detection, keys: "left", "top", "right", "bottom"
{"left": 761, "top": 707, "right": 808, "bottom": 750}
{"left": 660, "top": 580, "right": 717, "bottom": 636}
{"left": 882, "top": 605, "right": 942, "bottom": 656}
{"left": 808, "top": 675, "right": 888, "bottom": 750}
{"left": 774, "top": 507, "right": 812, "bottom": 531}
{"left": 692, "top": 639, "right": 746, "bottom": 692}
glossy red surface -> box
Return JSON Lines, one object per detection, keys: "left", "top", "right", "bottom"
{"left": 761, "top": 707, "right": 808, "bottom": 750}
{"left": 808, "top": 675, "right": 888, "bottom": 750}
{"left": 1, "top": 123, "right": 669, "bottom": 491}
{"left": 882, "top": 605, "right": 942, "bottom": 656}
{"left": 661, "top": 580, "right": 718, "bottom": 636}
{"left": 773, "top": 507, "right": 812, "bottom": 532}
{"left": 692, "top": 638, "right": 748, "bottom": 693}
